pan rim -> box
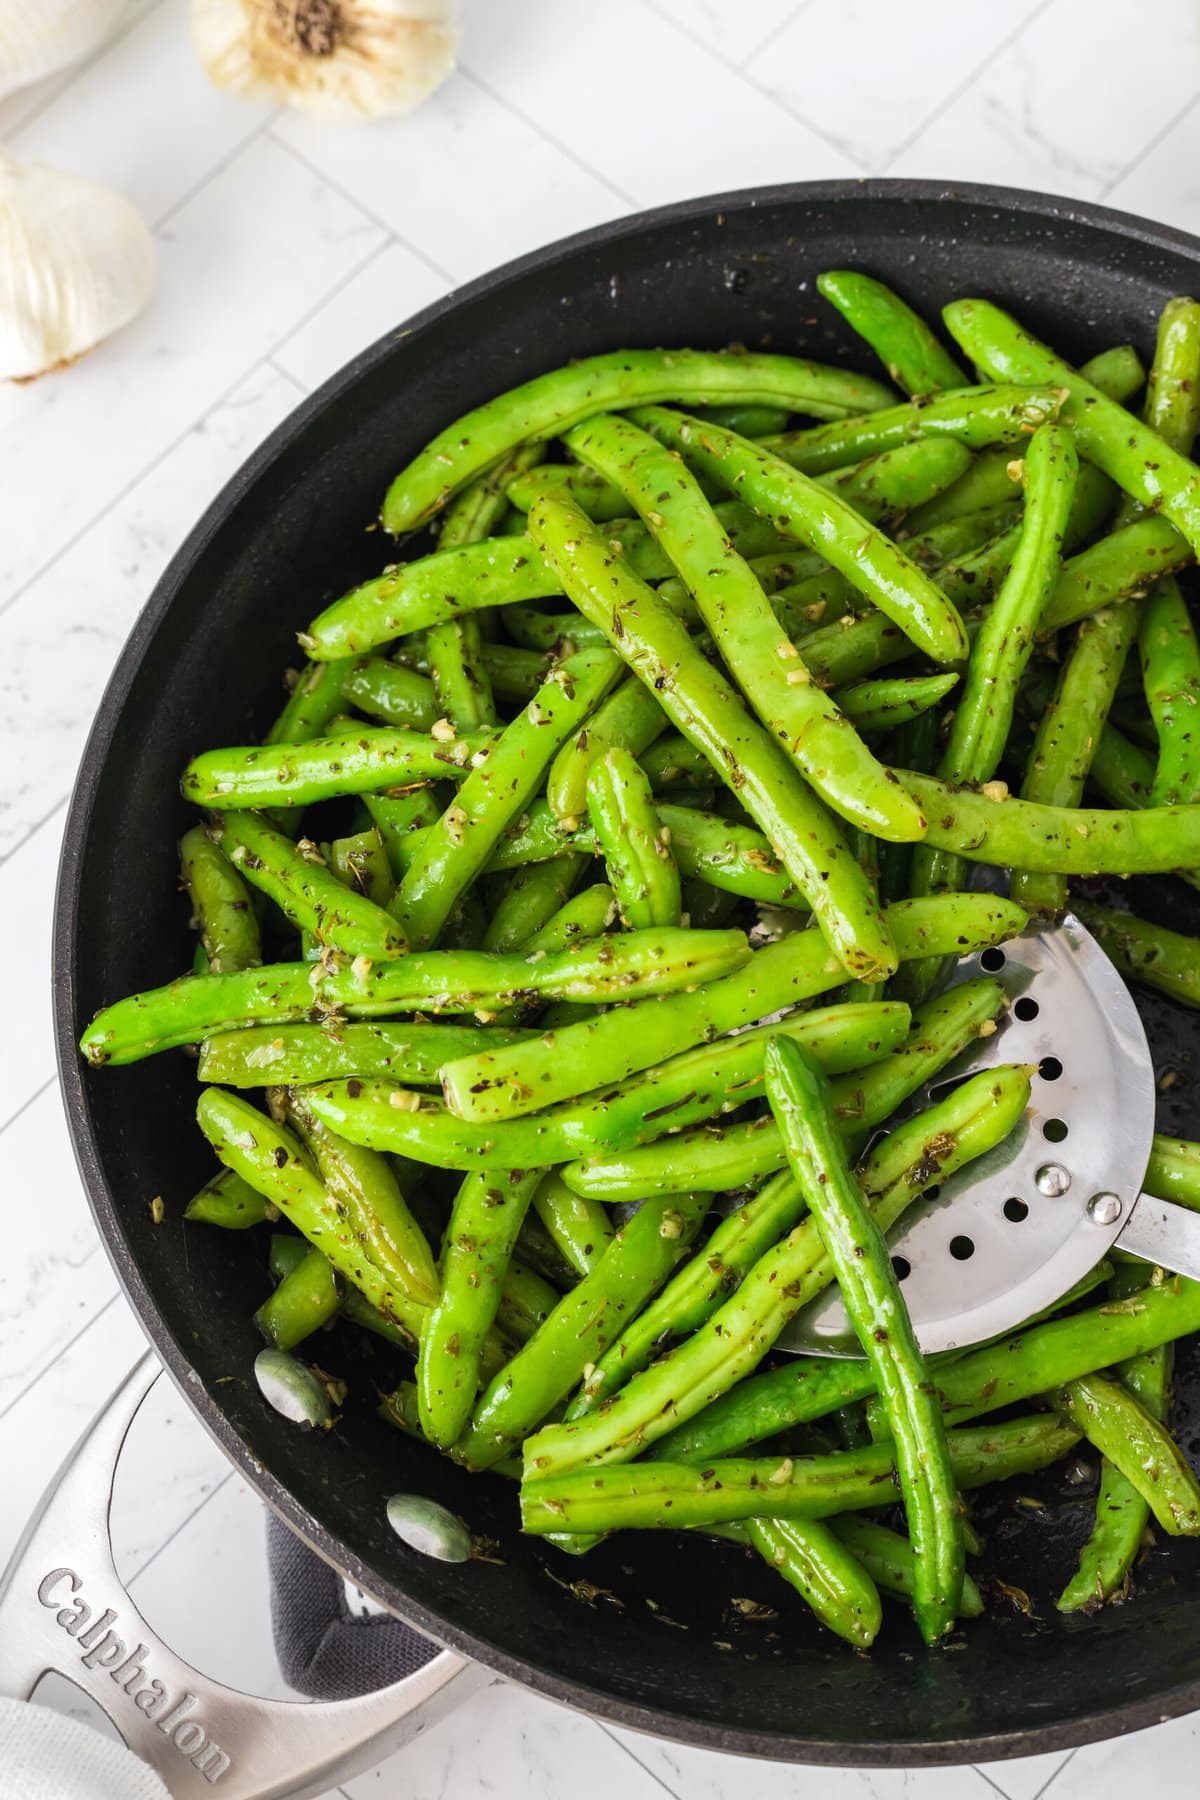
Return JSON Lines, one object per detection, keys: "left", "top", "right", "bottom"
{"left": 52, "top": 174, "right": 1200, "bottom": 1765}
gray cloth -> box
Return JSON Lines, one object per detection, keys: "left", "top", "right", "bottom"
{"left": 267, "top": 1516, "right": 439, "bottom": 1700}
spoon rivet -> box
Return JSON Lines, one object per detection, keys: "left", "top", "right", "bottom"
{"left": 1088, "top": 1192, "right": 1122, "bottom": 1226}
{"left": 1036, "top": 1163, "right": 1071, "bottom": 1198}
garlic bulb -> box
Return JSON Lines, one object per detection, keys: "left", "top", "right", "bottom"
{"left": 0, "top": 151, "right": 155, "bottom": 381}
{"left": 191, "top": 0, "right": 459, "bottom": 121}
{"left": 0, "top": 0, "right": 128, "bottom": 101}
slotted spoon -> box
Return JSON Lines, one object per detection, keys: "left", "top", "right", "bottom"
{"left": 781, "top": 911, "right": 1200, "bottom": 1357}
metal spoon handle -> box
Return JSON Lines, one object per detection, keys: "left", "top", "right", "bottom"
{"left": 1116, "top": 1194, "right": 1200, "bottom": 1284}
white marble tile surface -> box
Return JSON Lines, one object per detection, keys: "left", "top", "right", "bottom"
{"left": 4, "top": 3, "right": 1200, "bottom": 1797}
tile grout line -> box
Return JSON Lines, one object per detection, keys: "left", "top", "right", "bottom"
{"left": 0, "top": 1290, "right": 123, "bottom": 1429}
{"left": 594, "top": 1721, "right": 688, "bottom": 1798}
{"left": 153, "top": 109, "right": 281, "bottom": 233}
{"left": 126, "top": 1468, "right": 235, "bottom": 1592}
{"left": 8, "top": 0, "right": 169, "bottom": 145}
{"left": 640, "top": 0, "right": 862, "bottom": 169}
{"left": 0, "top": 1072, "right": 58, "bottom": 1143}
{"left": 0, "top": 227, "right": 400, "bottom": 631}
{"left": 0, "top": 791, "right": 66, "bottom": 871}
{"left": 1036, "top": 1746, "right": 1079, "bottom": 1799}
{"left": 736, "top": 0, "right": 814, "bottom": 69}
{"left": 266, "top": 128, "right": 456, "bottom": 286}
{"left": 878, "top": 0, "right": 1057, "bottom": 175}
{"left": 1098, "top": 90, "right": 1200, "bottom": 200}
{"left": 266, "top": 356, "right": 312, "bottom": 398}
{"left": 454, "top": 63, "right": 639, "bottom": 208}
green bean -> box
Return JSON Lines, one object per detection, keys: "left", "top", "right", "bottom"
{"left": 903, "top": 447, "right": 1029, "bottom": 536}
{"left": 328, "top": 827, "right": 394, "bottom": 910}
{"left": 795, "top": 611, "right": 913, "bottom": 690}
{"left": 196, "top": 1088, "right": 429, "bottom": 1341}
{"left": 500, "top": 604, "right": 611, "bottom": 654}
{"left": 340, "top": 658, "right": 439, "bottom": 730}
{"left": 523, "top": 1064, "right": 1030, "bottom": 1480}
{"left": 817, "top": 439, "right": 974, "bottom": 521}
{"left": 1074, "top": 901, "right": 1200, "bottom": 1006}
{"left": 530, "top": 1170, "right": 615, "bottom": 1279}
{"left": 184, "top": 1166, "right": 274, "bottom": 1229}
{"left": 760, "top": 385, "right": 1063, "bottom": 477}
{"left": 893, "top": 771, "right": 1200, "bottom": 875}
{"left": 256, "top": 1240, "right": 341, "bottom": 1350}
{"left": 417, "top": 1167, "right": 542, "bottom": 1447}
{"left": 1140, "top": 576, "right": 1200, "bottom": 803}
{"left": 394, "top": 649, "right": 619, "bottom": 949}
{"left": 183, "top": 724, "right": 498, "bottom": 812}
{"left": 835, "top": 673, "right": 958, "bottom": 737}
{"left": 698, "top": 402, "right": 790, "bottom": 437}
{"left": 546, "top": 674, "right": 669, "bottom": 824}
{"left": 179, "top": 825, "right": 261, "bottom": 973}
{"left": 302, "top": 539, "right": 565, "bottom": 660}
{"left": 1146, "top": 1135, "right": 1200, "bottom": 1209}
{"left": 635, "top": 407, "right": 968, "bottom": 666}
{"left": 459, "top": 1194, "right": 711, "bottom": 1470}
{"left": 363, "top": 787, "right": 443, "bottom": 880}
{"left": 216, "top": 813, "right": 407, "bottom": 958}
{"left": 424, "top": 615, "right": 497, "bottom": 733}
{"left": 519, "top": 1414, "right": 1078, "bottom": 1536}
{"left": 521, "top": 881, "right": 616, "bottom": 956}
{"left": 1039, "top": 516, "right": 1192, "bottom": 636}
{"left": 1054, "top": 1372, "right": 1200, "bottom": 1536}
{"left": 587, "top": 748, "right": 681, "bottom": 930}
{"left": 831, "top": 1516, "right": 984, "bottom": 1620}
{"left": 507, "top": 461, "right": 720, "bottom": 523}
{"left": 561, "top": 973, "right": 1008, "bottom": 1200}
{"left": 1144, "top": 297, "right": 1200, "bottom": 458}
{"left": 81, "top": 926, "right": 751, "bottom": 1066}
{"left": 267, "top": 657, "right": 359, "bottom": 745}
{"left": 763, "top": 1036, "right": 963, "bottom": 1640}
{"left": 285, "top": 1090, "right": 439, "bottom": 1305}
{"left": 1058, "top": 1264, "right": 1173, "bottom": 1612}
{"left": 1013, "top": 605, "right": 1137, "bottom": 915}
{"left": 494, "top": 1254, "right": 560, "bottom": 1342}
{"left": 526, "top": 492, "right": 896, "bottom": 980}
{"left": 482, "top": 856, "right": 587, "bottom": 954}
{"left": 440, "top": 441, "right": 548, "bottom": 544}
{"left": 1080, "top": 343, "right": 1147, "bottom": 403}
{"left": 483, "top": 798, "right": 810, "bottom": 910}
{"left": 905, "top": 421, "right": 1078, "bottom": 995}
{"left": 565, "top": 412, "right": 928, "bottom": 842}
{"left": 1089, "top": 720, "right": 1156, "bottom": 806}
{"left": 639, "top": 737, "right": 712, "bottom": 789}
{"left": 567, "top": 1020, "right": 998, "bottom": 1413}
{"left": 817, "top": 270, "right": 966, "bottom": 395}
{"left": 307, "top": 1000, "right": 911, "bottom": 1171}
{"left": 379, "top": 348, "right": 897, "bottom": 534}
{"left": 442, "top": 886, "right": 1019, "bottom": 1127}
{"left": 197, "top": 1019, "right": 532, "bottom": 1088}
{"left": 943, "top": 298, "right": 1200, "bottom": 557}
{"left": 745, "top": 1515, "right": 883, "bottom": 1647}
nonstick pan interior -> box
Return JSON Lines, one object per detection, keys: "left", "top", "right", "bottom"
{"left": 54, "top": 180, "right": 1200, "bottom": 1763}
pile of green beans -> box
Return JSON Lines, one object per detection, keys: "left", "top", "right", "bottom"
{"left": 82, "top": 274, "right": 1200, "bottom": 1653}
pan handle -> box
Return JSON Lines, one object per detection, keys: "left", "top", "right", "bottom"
{"left": 0, "top": 1354, "right": 484, "bottom": 1799}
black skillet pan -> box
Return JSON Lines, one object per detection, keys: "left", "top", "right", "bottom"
{"left": 47, "top": 179, "right": 1200, "bottom": 1770}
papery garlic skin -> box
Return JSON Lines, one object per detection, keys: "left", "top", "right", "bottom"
{"left": 192, "top": 0, "right": 459, "bottom": 121}
{"left": 0, "top": 0, "right": 128, "bottom": 101}
{"left": 0, "top": 152, "right": 155, "bottom": 381}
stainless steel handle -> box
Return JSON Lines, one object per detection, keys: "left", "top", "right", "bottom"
{"left": 1117, "top": 1192, "right": 1200, "bottom": 1283}
{"left": 0, "top": 1355, "right": 483, "bottom": 1798}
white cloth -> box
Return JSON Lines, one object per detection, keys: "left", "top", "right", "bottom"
{"left": 0, "top": 1698, "right": 170, "bottom": 1799}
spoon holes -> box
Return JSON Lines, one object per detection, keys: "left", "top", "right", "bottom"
{"left": 1003, "top": 1197, "right": 1028, "bottom": 1223}
{"left": 1014, "top": 997, "right": 1039, "bottom": 1022}
{"left": 980, "top": 948, "right": 1006, "bottom": 973}
{"left": 892, "top": 1255, "right": 911, "bottom": 1281}
{"left": 949, "top": 1235, "right": 975, "bottom": 1261}
{"left": 1043, "top": 1118, "right": 1069, "bottom": 1143}
{"left": 1039, "top": 1056, "right": 1063, "bottom": 1082}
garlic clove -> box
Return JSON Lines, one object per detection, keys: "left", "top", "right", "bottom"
{"left": 0, "top": 0, "right": 128, "bottom": 102}
{"left": 191, "top": 0, "right": 459, "bottom": 122}
{"left": 0, "top": 150, "right": 155, "bottom": 382}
